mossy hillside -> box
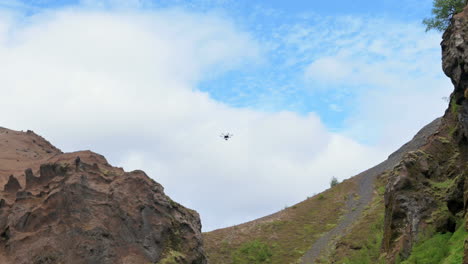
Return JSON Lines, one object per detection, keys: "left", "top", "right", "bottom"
{"left": 398, "top": 223, "right": 467, "bottom": 264}
{"left": 203, "top": 177, "right": 360, "bottom": 264}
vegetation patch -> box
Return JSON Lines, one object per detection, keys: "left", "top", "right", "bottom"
{"left": 436, "top": 136, "right": 451, "bottom": 144}
{"left": 400, "top": 223, "right": 467, "bottom": 264}
{"left": 330, "top": 176, "right": 339, "bottom": 188}
{"left": 450, "top": 97, "right": 460, "bottom": 114}
{"left": 204, "top": 178, "right": 358, "bottom": 264}
{"left": 429, "top": 178, "right": 454, "bottom": 192}
{"left": 232, "top": 240, "right": 272, "bottom": 264}
{"left": 337, "top": 216, "right": 385, "bottom": 264}
{"left": 159, "top": 250, "right": 185, "bottom": 264}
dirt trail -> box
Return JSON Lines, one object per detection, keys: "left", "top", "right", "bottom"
{"left": 299, "top": 163, "right": 386, "bottom": 263}
{"left": 299, "top": 118, "right": 442, "bottom": 264}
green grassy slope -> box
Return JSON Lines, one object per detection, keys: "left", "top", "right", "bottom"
{"left": 203, "top": 177, "right": 360, "bottom": 264}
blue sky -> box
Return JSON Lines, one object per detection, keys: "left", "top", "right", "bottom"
{"left": 0, "top": 0, "right": 452, "bottom": 231}
{"left": 2, "top": 0, "right": 439, "bottom": 131}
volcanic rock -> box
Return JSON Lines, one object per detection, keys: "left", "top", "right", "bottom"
{"left": 0, "top": 127, "right": 206, "bottom": 264}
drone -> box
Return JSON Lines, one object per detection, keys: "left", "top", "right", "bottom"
{"left": 220, "top": 133, "right": 233, "bottom": 141}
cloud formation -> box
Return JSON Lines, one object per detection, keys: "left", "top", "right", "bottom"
{"left": 297, "top": 17, "right": 451, "bottom": 149}
{"left": 0, "top": 3, "right": 448, "bottom": 231}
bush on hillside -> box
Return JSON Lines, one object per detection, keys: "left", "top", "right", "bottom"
{"left": 330, "top": 176, "right": 339, "bottom": 188}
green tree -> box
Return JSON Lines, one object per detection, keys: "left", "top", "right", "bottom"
{"left": 330, "top": 176, "right": 339, "bottom": 188}
{"left": 423, "top": 0, "right": 466, "bottom": 32}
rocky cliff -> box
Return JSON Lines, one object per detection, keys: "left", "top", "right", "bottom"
{"left": 0, "top": 128, "right": 206, "bottom": 264}
{"left": 382, "top": 5, "right": 468, "bottom": 263}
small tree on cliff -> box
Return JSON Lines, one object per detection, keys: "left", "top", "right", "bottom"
{"left": 423, "top": 0, "right": 466, "bottom": 32}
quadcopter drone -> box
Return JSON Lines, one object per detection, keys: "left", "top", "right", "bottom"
{"left": 220, "top": 133, "right": 233, "bottom": 141}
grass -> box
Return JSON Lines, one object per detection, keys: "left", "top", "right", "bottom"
{"left": 377, "top": 185, "right": 385, "bottom": 195}
{"left": 442, "top": 223, "right": 467, "bottom": 264}
{"left": 338, "top": 218, "right": 385, "bottom": 264}
{"left": 436, "top": 136, "right": 451, "bottom": 144}
{"left": 401, "top": 233, "right": 451, "bottom": 264}
{"left": 428, "top": 178, "right": 454, "bottom": 191}
{"left": 327, "top": 176, "right": 387, "bottom": 264}
{"left": 448, "top": 123, "right": 458, "bottom": 138}
{"left": 442, "top": 225, "right": 468, "bottom": 264}
{"left": 231, "top": 240, "right": 272, "bottom": 264}
{"left": 203, "top": 178, "right": 359, "bottom": 264}
{"left": 400, "top": 223, "right": 467, "bottom": 264}
{"left": 450, "top": 97, "right": 459, "bottom": 114}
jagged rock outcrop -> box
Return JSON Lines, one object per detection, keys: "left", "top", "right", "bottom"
{"left": 382, "top": 5, "right": 468, "bottom": 263}
{"left": 382, "top": 139, "right": 462, "bottom": 261}
{"left": 0, "top": 128, "right": 206, "bottom": 264}
{"left": 3, "top": 176, "right": 21, "bottom": 193}
{"left": 442, "top": 6, "right": 468, "bottom": 141}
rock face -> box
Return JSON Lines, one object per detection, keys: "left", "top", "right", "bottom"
{"left": 442, "top": 6, "right": 468, "bottom": 140}
{"left": 382, "top": 6, "right": 468, "bottom": 263}
{"left": 0, "top": 128, "right": 206, "bottom": 264}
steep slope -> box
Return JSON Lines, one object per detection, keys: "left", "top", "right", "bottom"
{"left": 299, "top": 118, "right": 441, "bottom": 263}
{"left": 0, "top": 128, "right": 206, "bottom": 264}
{"left": 204, "top": 118, "right": 440, "bottom": 264}
{"left": 205, "top": 5, "right": 468, "bottom": 261}
{"left": 303, "top": 5, "right": 468, "bottom": 263}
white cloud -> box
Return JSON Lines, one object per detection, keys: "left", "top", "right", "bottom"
{"left": 344, "top": 79, "right": 449, "bottom": 150}
{"left": 305, "top": 56, "right": 354, "bottom": 84}
{"left": 117, "top": 117, "right": 384, "bottom": 229}
{"left": 0, "top": 6, "right": 390, "bottom": 231}
{"left": 296, "top": 17, "right": 452, "bottom": 152}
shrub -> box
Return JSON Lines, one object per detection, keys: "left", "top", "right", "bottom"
{"left": 330, "top": 176, "right": 339, "bottom": 188}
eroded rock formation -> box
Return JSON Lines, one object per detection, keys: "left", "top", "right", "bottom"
{"left": 0, "top": 128, "right": 206, "bottom": 264}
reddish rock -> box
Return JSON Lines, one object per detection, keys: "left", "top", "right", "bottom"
{"left": 0, "top": 128, "right": 206, "bottom": 264}
{"left": 3, "top": 176, "right": 20, "bottom": 193}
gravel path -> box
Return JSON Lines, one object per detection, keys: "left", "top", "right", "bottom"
{"left": 299, "top": 118, "right": 441, "bottom": 264}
